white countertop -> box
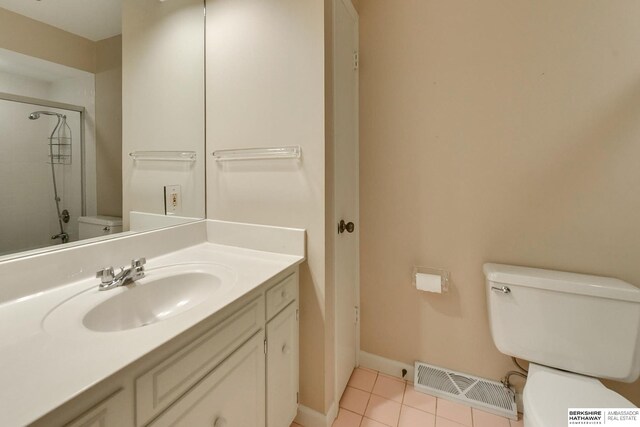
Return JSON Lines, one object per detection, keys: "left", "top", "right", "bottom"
{"left": 0, "top": 235, "right": 304, "bottom": 426}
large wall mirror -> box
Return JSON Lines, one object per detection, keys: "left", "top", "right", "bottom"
{"left": 0, "top": 0, "right": 206, "bottom": 261}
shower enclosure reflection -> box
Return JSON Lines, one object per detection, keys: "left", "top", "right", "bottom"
{"left": 0, "top": 99, "right": 88, "bottom": 255}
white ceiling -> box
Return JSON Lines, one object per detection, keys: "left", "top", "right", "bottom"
{"left": 0, "top": 0, "right": 121, "bottom": 42}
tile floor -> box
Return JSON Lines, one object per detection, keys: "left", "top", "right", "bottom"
{"left": 291, "top": 367, "right": 523, "bottom": 427}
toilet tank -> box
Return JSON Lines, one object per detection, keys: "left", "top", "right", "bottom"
{"left": 484, "top": 263, "right": 640, "bottom": 382}
{"left": 78, "top": 216, "right": 123, "bottom": 239}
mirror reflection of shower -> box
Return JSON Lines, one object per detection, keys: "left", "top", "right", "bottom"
{"left": 0, "top": 93, "right": 90, "bottom": 257}
{"left": 1, "top": 49, "right": 96, "bottom": 258}
{"left": 28, "top": 110, "right": 72, "bottom": 244}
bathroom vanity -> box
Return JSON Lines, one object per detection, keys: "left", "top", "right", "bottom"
{"left": 0, "top": 220, "right": 305, "bottom": 427}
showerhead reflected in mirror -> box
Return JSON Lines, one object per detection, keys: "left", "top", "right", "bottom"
{"left": 29, "top": 111, "right": 64, "bottom": 120}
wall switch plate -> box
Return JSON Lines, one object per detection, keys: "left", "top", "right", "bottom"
{"left": 164, "top": 185, "right": 182, "bottom": 216}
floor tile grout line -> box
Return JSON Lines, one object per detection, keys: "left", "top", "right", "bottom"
{"left": 358, "top": 388, "right": 372, "bottom": 425}
{"left": 436, "top": 399, "right": 474, "bottom": 427}
{"left": 400, "top": 382, "right": 438, "bottom": 417}
{"left": 348, "top": 368, "right": 378, "bottom": 394}
{"left": 370, "top": 374, "right": 406, "bottom": 405}
{"left": 340, "top": 407, "right": 364, "bottom": 427}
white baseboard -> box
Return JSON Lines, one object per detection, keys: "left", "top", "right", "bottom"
{"left": 295, "top": 401, "right": 337, "bottom": 427}
{"left": 295, "top": 405, "right": 325, "bottom": 427}
{"left": 359, "top": 350, "right": 414, "bottom": 381}
{"left": 325, "top": 400, "right": 338, "bottom": 426}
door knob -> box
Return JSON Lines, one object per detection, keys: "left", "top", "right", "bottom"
{"left": 338, "top": 220, "right": 355, "bottom": 234}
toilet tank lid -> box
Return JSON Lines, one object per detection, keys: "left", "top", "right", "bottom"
{"left": 78, "top": 216, "right": 123, "bottom": 226}
{"left": 483, "top": 263, "right": 640, "bottom": 303}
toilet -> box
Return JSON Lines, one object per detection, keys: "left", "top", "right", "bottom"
{"left": 484, "top": 263, "right": 640, "bottom": 427}
{"left": 78, "top": 215, "right": 123, "bottom": 239}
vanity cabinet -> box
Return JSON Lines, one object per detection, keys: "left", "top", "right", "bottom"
{"left": 135, "top": 298, "right": 265, "bottom": 425}
{"left": 33, "top": 269, "right": 299, "bottom": 427}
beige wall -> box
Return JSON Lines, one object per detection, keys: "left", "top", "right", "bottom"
{"left": 122, "top": 0, "right": 206, "bottom": 227}
{"left": 205, "top": 0, "right": 327, "bottom": 412}
{"left": 359, "top": 0, "right": 640, "bottom": 404}
{"left": 0, "top": 7, "right": 96, "bottom": 73}
{"left": 95, "top": 35, "right": 122, "bottom": 217}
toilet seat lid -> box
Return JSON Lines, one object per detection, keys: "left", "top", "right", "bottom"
{"left": 524, "top": 364, "right": 635, "bottom": 427}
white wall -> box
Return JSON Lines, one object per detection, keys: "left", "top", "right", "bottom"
{"left": 49, "top": 73, "right": 98, "bottom": 222}
{"left": 0, "top": 98, "right": 52, "bottom": 254}
{"left": 205, "top": 0, "right": 327, "bottom": 412}
{"left": 0, "top": 69, "right": 50, "bottom": 98}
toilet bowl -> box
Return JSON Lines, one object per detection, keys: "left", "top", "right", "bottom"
{"left": 523, "top": 364, "right": 634, "bottom": 427}
{"left": 484, "top": 263, "right": 640, "bottom": 427}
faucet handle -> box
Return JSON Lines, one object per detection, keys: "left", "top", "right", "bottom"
{"left": 131, "top": 258, "right": 146, "bottom": 269}
{"left": 96, "top": 267, "right": 115, "bottom": 284}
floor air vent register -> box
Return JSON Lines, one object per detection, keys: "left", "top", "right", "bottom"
{"left": 414, "top": 361, "right": 518, "bottom": 420}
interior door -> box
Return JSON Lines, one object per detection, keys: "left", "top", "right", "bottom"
{"left": 334, "top": 0, "right": 359, "bottom": 401}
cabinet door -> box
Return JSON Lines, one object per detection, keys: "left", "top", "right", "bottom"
{"left": 150, "top": 332, "right": 265, "bottom": 427}
{"left": 266, "top": 302, "right": 299, "bottom": 427}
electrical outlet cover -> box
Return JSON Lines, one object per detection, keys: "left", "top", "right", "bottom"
{"left": 164, "top": 185, "right": 182, "bottom": 216}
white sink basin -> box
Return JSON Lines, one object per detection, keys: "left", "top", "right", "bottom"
{"left": 44, "top": 263, "right": 236, "bottom": 333}
{"left": 84, "top": 272, "right": 219, "bottom": 332}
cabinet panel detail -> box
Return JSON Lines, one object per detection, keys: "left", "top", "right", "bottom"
{"left": 136, "top": 297, "right": 264, "bottom": 426}
{"left": 149, "top": 332, "right": 266, "bottom": 427}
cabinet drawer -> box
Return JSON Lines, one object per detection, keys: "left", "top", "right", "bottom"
{"left": 266, "top": 273, "right": 297, "bottom": 320}
{"left": 136, "top": 297, "right": 264, "bottom": 426}
{"left": 65, "top": 389, "right": 126, "bottom": 427}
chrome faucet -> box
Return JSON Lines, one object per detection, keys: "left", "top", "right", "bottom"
{"left": 96, "top": 258, "right": 146, "bottom": 291}
{"left": 51, "top": 232, "right": 69, "bottom": 243}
